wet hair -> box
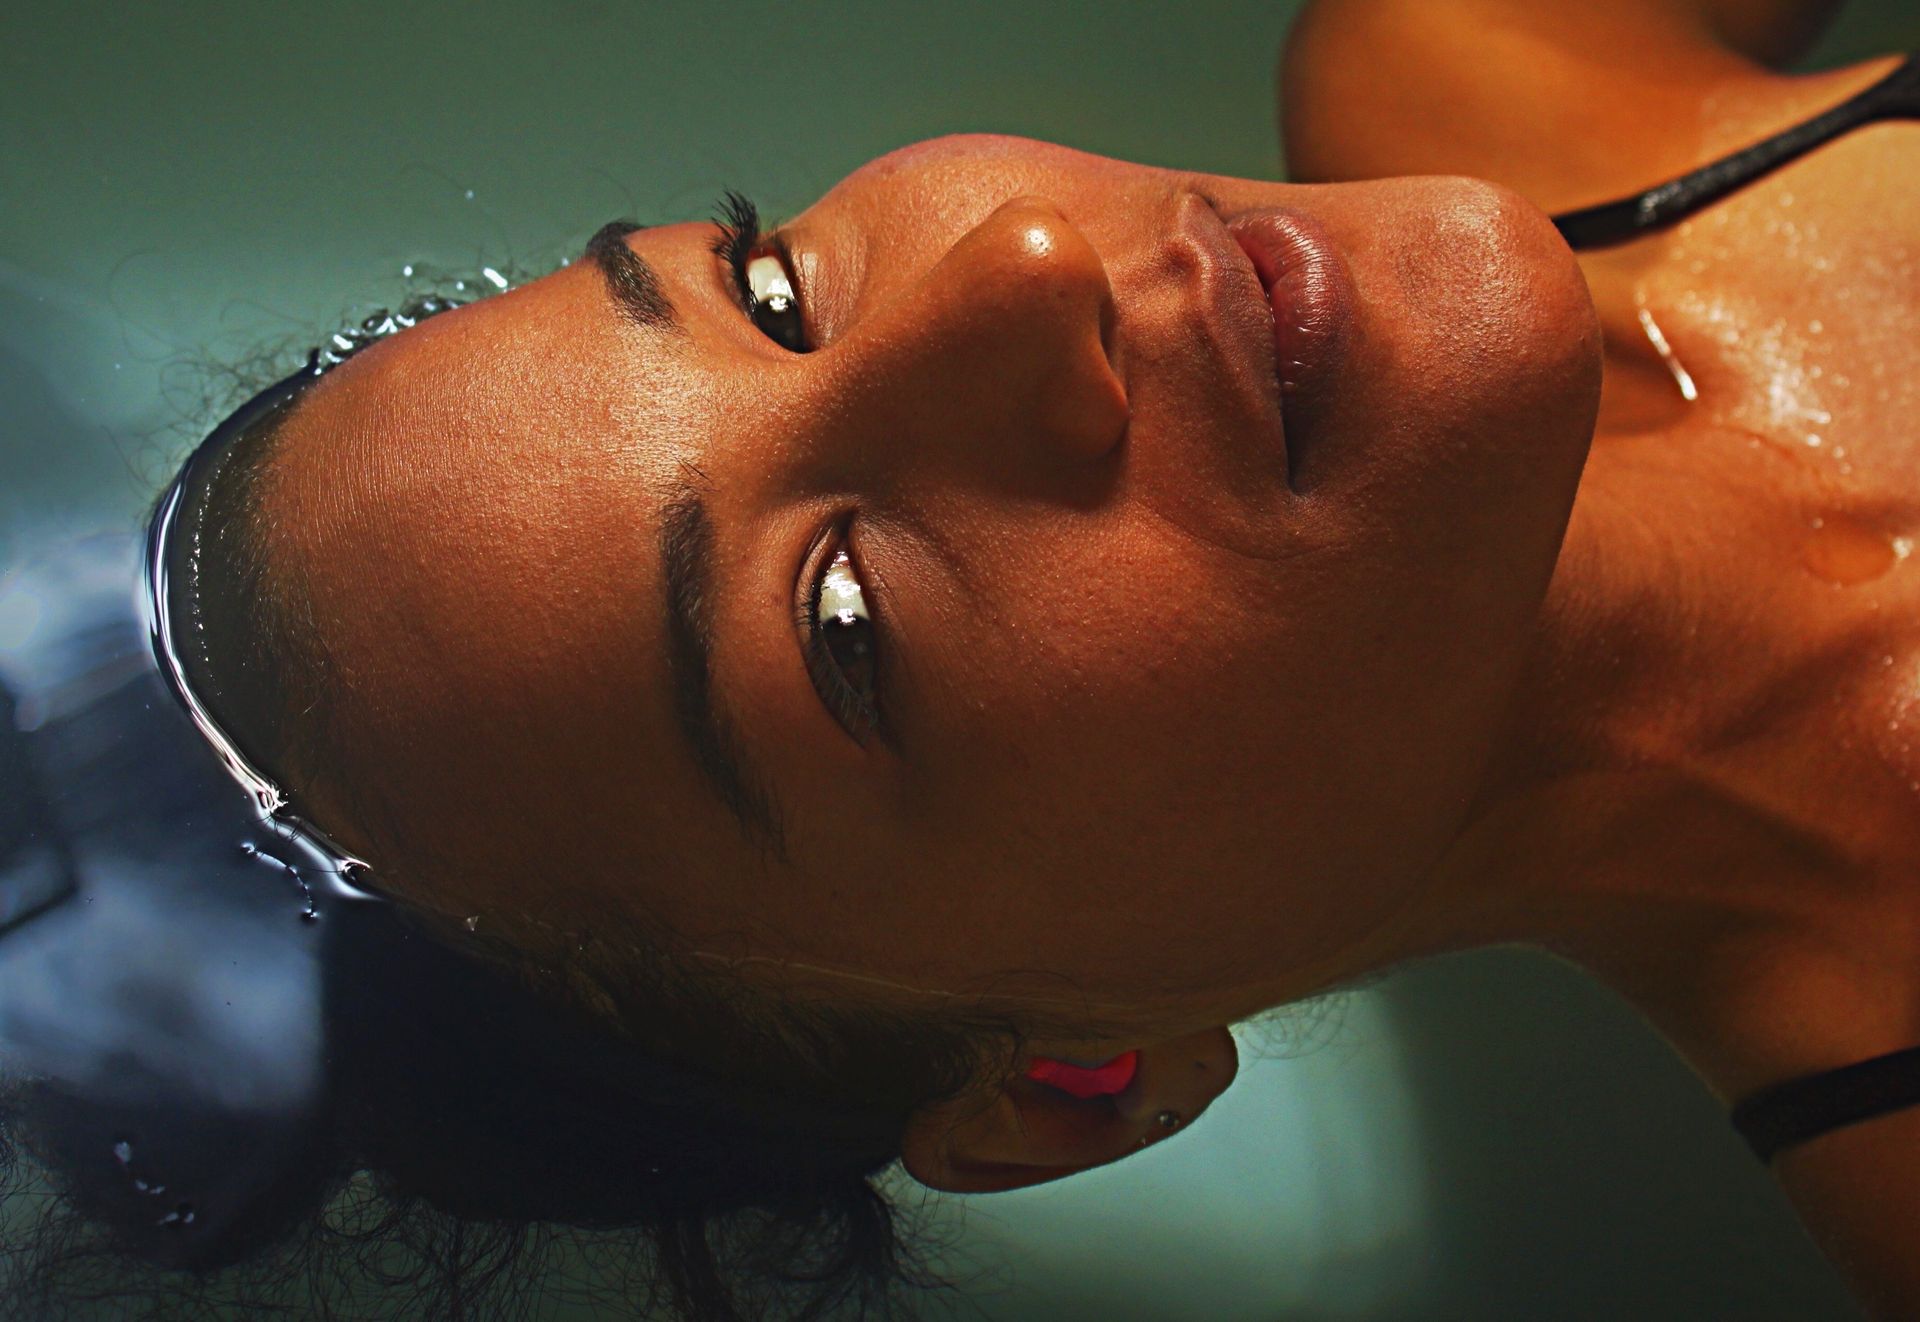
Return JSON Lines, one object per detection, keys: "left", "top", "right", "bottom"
{"left": 4, "top": 307, "right": 1135, "bottom": 1319}
{"left": 0, "top": 898, "right": 1000, "bottom": 1321}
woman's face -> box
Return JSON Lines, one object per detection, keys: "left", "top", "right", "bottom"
{"left": 270, "top": 134, "right": 1600, "bottom": 1035}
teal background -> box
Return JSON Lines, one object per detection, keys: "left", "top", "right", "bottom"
{"left": 5, "top": 2, "right": 1917, "bottom": 1318}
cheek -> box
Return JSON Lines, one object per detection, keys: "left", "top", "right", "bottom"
{"left": 898, "top": 511, "right": 1286, "bottom": 844}
{"left": 935, "top": 522, "right": 1224, "bottom": 714}
{"left": 889, "top": 500, "right": 1490, "bottom": 914}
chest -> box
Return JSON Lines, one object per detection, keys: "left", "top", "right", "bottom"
{"left": 1583, "top": 120, "right": 1919, "bottom": 489}
{"left": 1574, "top": 122, "right": 1920, "bottom": 869}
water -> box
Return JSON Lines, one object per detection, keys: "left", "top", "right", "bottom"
{"left": 6, "top": 3, "right": 1916, "bottom": 1319}
{"left": 1802, "top": 512, "right": 1912, "bottom": 587}
{"left": 1636, "top": 302, "right": 1701, "bottom": 402}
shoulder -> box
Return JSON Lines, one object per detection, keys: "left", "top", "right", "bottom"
{"left": 1775, "top": 1104, "right": 1920, "bottom": 1319}
{"left": 1278, "top": 0, "right": 1900, "bottom": 216}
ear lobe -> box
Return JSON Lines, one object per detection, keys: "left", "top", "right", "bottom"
{"left": 896, "top": 1025, "right": 1239, "bottom": 1194}
{"left": 896, "top": 1078, "right": 1141, "bottom": 1194}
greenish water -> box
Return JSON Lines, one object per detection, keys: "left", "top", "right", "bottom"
{"left": 4, "top": 3, "right": 1916, "bottom": 1318}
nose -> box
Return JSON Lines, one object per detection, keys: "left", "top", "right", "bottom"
{"left": 811, "top": 195, "right": 1129, "bottom": 487}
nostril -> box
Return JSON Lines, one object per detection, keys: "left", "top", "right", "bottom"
{"left": 1033, "top": 334, "right": 1130, "bottom": 462}
{"left": 1098, "top": 274, "right": 1120, "bottom": 363}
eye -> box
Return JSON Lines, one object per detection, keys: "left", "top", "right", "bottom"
{"left": 742, "top": 250, "right": 809, "bottom": 353}
{"left": 712, "top": 190, "right": 813, "bottom": 353}
{"left": 801, "top": 543, "right": 882, "bottom": 745}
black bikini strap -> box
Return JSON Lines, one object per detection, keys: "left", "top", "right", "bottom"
{"left": 1730, "top": 1045, "right": 1920, "bottom": 1164}
{"left": 1554, "top": 52, "right": 1920, "bottom": 250}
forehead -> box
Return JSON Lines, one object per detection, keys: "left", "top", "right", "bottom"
{"left": 261, "top": 233, "right": 755, "bottom": 884}
{"left": 308, "top": 237, "right": 713, "bottom": 462}
{"left": 277, "top": 265, "right": 682, "bottom": 643}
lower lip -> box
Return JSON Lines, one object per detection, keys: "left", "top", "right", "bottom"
{"left": 1225, "top": 208, "right": 1355, "bottom": 468}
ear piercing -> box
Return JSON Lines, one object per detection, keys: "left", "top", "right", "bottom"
{"left": 1137, "top": 1109, "right": 1184, "bottom": 1148}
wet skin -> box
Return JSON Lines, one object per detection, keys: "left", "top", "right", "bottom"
{"left": 265, "top": 133, "right": 1601, "bottom": 1188}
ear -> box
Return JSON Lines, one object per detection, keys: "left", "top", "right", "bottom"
{"left": 897, "top": 1025, "right": 1238, "bottom": 1194}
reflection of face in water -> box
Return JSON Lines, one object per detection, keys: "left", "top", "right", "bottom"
{"left": 258, "top": 133, "right": 1599, "bottom": 1043}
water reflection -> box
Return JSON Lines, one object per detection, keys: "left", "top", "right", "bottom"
{"left": 0, "top": 534, "right": 326, "bottom": 1273}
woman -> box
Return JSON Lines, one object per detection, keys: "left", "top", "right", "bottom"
{"left": 133, "top": 0, "right": 1920, "bottom": 1315}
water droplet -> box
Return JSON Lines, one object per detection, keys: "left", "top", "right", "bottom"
{"left": 464, "top": 915, "right": 480, "bottom": 932}
{"left": 403, "top": 263, "right": 415, "bottom": 277}
{"left": 1883, "top": 654, "right": 1896, "bottom": 667}
{"left": 464, "top": 188, "right": 475, "bottom": 200}
{"left": 112, "top": 1141, "right": 133, "bottom": 1166}
{"left": 1808, "top": 319, "right": 1824, "bottom": 334}
{"left": 1801, "top": 511, "right": 1901, "bottom": 586}
{"left": 482, "top": 267, "right": 509, "bottom": 290}
{"left": 1805, "top": 434, "right": 1823, "bottom": 448}
{"left": 1636, "top": 306, "right": 1698, "bottom": 402}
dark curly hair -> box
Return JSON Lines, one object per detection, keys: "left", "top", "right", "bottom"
{"left": 0, "top": 889, "right": 1026, "bottom": 1321}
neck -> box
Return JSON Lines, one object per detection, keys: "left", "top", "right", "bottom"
{"left": 1399, "top": 387, "right": 1920, "bottom": 1105}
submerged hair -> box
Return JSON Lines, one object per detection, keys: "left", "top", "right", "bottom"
{"left": 0, "top": 892, "right": 1032, "bottom": 1321}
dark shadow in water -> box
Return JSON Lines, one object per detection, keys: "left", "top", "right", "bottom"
{"left": 0, "top": 682, "right": 78, "bottom": 936}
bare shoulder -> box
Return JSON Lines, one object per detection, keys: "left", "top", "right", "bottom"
{"left": 1278, "top": 0, "right": 1900, "bottom": 216}
{"left": 1775, "top": 1106, "right": 1920, "bottom": 1320}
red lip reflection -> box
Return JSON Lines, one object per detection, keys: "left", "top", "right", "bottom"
{"left": 1224, "top": 208, "right": 1356, "bottom": 484}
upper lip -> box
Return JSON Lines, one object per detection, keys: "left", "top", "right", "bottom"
{"left": 1173, "top": 189, "right": 1288, "bottom": 467}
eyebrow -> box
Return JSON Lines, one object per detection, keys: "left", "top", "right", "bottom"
{"left": 585, "top": 220, "right": 681, "bottom": 332}
{"left": 658, "top": 483, "right": 788, "bottom": 859}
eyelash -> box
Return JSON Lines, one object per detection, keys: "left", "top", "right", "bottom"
{"left": 710, "top": 189, "right": 812, "bottom": 353}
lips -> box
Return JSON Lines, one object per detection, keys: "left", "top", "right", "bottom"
{"left": 1223, "top": 207, "right": 1356, "bottom": 480}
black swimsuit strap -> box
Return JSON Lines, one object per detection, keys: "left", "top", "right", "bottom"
{"left": 1732, "top": 1046, "right": 1920, "bottom": 1164}
{"left": 1553, "top": 52, "right": 1920, "bottom": 250}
